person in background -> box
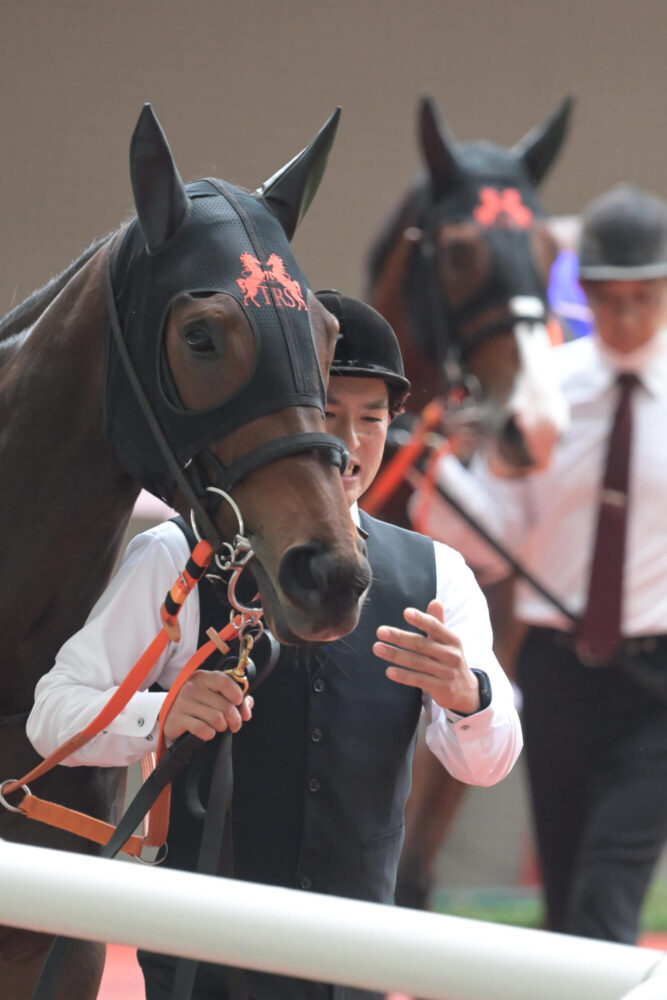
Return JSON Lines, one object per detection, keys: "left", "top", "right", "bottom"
{"left": 27, "top": 291, "right": 521, "bottom": 999}
{"left": 411, "top": 185, "right": 667, "bottom": 944}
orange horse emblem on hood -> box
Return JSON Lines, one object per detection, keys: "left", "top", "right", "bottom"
{"left": 237, "top": 252, "right": 308, "bottom": 310}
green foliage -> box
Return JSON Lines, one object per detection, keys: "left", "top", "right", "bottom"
{"left": 433, "top": 883, "right": 667, "bottom": 934}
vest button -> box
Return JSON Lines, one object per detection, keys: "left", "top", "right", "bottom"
{"left": 300, "top": 876, "right": 312, "bottom": 890}
{"left": 313, "top": 678, "right": 325, "bottom": 693}
{"left": 308, "top": 778, "right": 320, "bottom": 792}
{"left": 310, "top": 728, "right": 322, "bottom": 743}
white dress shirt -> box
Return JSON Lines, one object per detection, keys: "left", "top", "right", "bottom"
{"left": 414, "top": 330, "right": 667, "bottom": 635}
{"left": 27, "top": 507, "right": 521, "bottom": 784}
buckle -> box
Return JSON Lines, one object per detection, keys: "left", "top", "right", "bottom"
{"left": 574, "top": 639, "right": 611, "bottom": 668}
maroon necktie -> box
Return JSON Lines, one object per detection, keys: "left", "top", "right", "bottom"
{"left": 577, "top": 373, "right": 638, "bottom": 665}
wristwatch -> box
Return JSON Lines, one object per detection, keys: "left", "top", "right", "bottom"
{"left": 471, "top": 669, "right": 492, "bottom": 712}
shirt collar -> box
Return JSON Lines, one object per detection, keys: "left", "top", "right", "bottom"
{"left": 592, "top": 328, "right": 667, "bottom": 397}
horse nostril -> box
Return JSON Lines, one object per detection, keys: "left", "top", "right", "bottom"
{"left": 281, "top": 543, "right": 323, "bottom": 594}
{"left": 279, "top": 542, "right": 371, "bottom": 609}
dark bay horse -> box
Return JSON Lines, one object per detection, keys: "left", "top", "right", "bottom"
{"left": 364, "top": 95, "right": 574, "bottom": 909}
{"left": 0, "top": 105, "right": 371, "bottom": 998}
{"left": 367, "top": 95, "right": 573, "bottom": 483}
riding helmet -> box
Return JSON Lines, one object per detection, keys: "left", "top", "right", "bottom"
{"left": 578, "top": 184, "right": 667, "bottom": 281}
{"left": 316, "top": 290, "right": 411, "bottom": 394}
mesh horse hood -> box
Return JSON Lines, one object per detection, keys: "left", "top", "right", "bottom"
{"left": 404, "top": 96, "right": 573, "bottom": 359}
{"left": 417, "top": 95, "right": 573, "bottom": 216}
{"left": 104, "top": 105, "right": 340, "bottom": 501}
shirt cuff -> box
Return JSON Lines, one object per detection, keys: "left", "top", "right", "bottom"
{"left": 442, "top": 703, "right": 493, "bottom": 736}
{"left": 104, "top": 690, "right": 166, "bottom": 742}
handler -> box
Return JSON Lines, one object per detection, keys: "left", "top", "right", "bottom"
{"left": 411, "top": 186, "right": 667, "bottom": 945}
{"left": 27, "top": 291, "right": 522, "bottom": 1000}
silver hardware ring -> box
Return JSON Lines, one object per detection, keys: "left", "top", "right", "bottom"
{"left": 0, "top": 779, "right": 31, "bottom": 813}
{"left": 135, "top": 843, "right": 169, "bottom": 866}
{"left": 190, "top": 486, "right": 245, "bottom": 548}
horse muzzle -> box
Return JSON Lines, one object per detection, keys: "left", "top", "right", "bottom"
{"left": 250, "top": 534, "right": 371, "bottom": 644}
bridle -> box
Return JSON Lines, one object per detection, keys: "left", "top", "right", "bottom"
{"left": 190, "top": 484, "right": 264, "bottom": 640}
{"left": 103, "top": 234, "right": 349, "bottom": 563}
{"left": 409, "top": 195, "right": 552, "bottom": 410}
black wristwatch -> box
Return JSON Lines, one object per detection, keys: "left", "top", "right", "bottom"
{"left": 471, "top": 669, "right": 492, "bottom": 712}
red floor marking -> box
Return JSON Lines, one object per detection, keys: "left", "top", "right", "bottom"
{"left": 98, "top": 944, "right": 144, "bottom": 999}
{"left": 640, "top": 932, "right": 667, "bottom": 951}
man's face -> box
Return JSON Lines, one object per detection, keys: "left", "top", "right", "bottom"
{"left": 325, "top": 376, "right": 390, "bottom": 505}
{"left": 582, "top": 277, "right": 667, "bottom": 354}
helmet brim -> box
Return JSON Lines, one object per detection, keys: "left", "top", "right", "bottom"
{"left": 579, "top": 261, "right": 667, "bottom": 281}
{"left": 330, "top": 363, "right": 411, "bottom": 392}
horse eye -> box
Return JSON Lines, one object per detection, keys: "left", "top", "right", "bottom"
{"left": 184, "top": 328, "right": 216, "bottom": 355}
{"left": 444, "top": 240, "right": 475, "bottom": 270}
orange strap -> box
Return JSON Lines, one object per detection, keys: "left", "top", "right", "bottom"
{"left": 547, "top": 315, "right": 565, "bottom": 347}
{"left": 4, "top": 537, "right": 213, "bottom": 798}
{"left": 361, "top": 399, "right": 445, "bottom": 516}
{"left": 139, "top": 750, "right": 158, "bottom": 843}
{"left": 3, "top": 538, "right": 214, "bottom": 855}
{"left": 156, "top": 619, "right": 242, "bottom": 759}
{"left": 137, "top": 618, "right": 242, "bottom": 848}
{"left": 18, "top": 792, "right": 145, "bottom": 858}
{"left": 8, "top": 617, "right": 241, "bottom": 855}
{"left": 5, "top": 630, "right": 171, "bottom": 795}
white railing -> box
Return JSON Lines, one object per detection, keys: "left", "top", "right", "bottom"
{"left": 1, "top": 840, "right": 665, "bottom": 1000}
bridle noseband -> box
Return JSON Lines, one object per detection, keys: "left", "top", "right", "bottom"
{"left": 412, "top": 192, "right": 551, "bottom": 407}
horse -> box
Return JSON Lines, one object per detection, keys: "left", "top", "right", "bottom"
{"left": 0, "top": 104, "right": 371, "bottom": 999}
{"left": 367, "top": 94, "right": 573, "bottom": 484}
{"left": 364, "top": 95, "right": 574, "bottom": 910}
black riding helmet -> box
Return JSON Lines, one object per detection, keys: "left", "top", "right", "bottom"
{"left": 316, "top": 290, "right": 410, "bottom": 415}
{"left": 578, "top": 184, "right": 667, "bottom": 281}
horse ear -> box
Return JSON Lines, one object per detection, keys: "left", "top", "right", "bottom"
{"left": 419, "top": 96, "right": 462, "bottom": 196}
{"left": 512, "top": 96, "right": 574, "bottom": 186}
{"left": 257, "top": 107, "right": 341, "bottom": 241}
{"left": 130, "top": 104, "right": 190, "bottom": 253}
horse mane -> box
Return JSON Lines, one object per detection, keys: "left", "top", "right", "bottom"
{"left": 365, "top": 177, "right": 425, "bottom": 295}
{"left": 0, "top": 232, "right": 113, "bottom": 342}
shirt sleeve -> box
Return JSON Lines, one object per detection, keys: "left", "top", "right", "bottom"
{"left": 408, "top": 452, "right": 530, "bottom": 585}
{"left": 26, "top": 524, "right": 200, "bottom": 767}
{"left": 421, "top": 541, "right": 523, "bottom": 785}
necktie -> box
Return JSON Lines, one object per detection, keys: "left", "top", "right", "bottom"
{"left": 577, "top": 373, "right": 638, "bottom": 665}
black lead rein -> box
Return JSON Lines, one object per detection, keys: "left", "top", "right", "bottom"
{"left": 31, "top": 733, "right": 210, "bottom": 1000}
{"left": 428, "top": 474, "right": 578, "bottom": 624}
{"left": 102, "top": 236, "right": 225, "bottom": 551}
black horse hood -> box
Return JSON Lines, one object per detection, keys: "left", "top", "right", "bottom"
{"left": 106, "top": 180, "right": 323, "bottom": 499}
{"left": 103, "top": 105, "right": 340, "bottom": 503}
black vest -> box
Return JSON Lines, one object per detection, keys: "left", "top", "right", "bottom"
{"left": 139, "top": 512, "right": 436, "bottom": 1000}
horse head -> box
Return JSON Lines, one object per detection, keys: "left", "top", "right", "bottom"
{"left": 368, "top": 96, "right": 574, "bottom": 477}
{"left": 106, "top": 106, "right": 371, "bottom": 643}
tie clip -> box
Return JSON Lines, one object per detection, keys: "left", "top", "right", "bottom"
{"left": 600, "top": 488, "right": 627, "bottom": 508}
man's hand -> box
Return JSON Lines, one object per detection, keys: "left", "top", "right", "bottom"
{"left": 163, "top": 670, "right": 254, "bottom": 743}
{"left": 373, "top": 599, "right": 481, "bottom": 715}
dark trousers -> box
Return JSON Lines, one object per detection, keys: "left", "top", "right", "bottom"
{"left": 517, "top": 627, "right": 667, "bottom": 943}
{"left": 138, "top": 954, "right": 334, "bottom": 1000}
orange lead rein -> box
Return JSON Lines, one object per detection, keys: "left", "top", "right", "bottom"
{"left": 0, "top": 536, "right": 217, "bottom": 857}
{"left": 361, "top": 398, "right": 445, "bottom": 516}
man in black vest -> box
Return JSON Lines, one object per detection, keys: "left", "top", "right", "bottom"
{"left": 28, "top": 292, "right": 522, "bottom": 1000}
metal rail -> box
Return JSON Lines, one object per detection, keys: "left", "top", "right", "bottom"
{"left": 1, "top": 841, "right": 665, "bottom": 1000}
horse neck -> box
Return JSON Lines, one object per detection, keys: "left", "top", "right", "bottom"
{"left": 0, "top": 235, "right": 109, "bottom": 345}
{"left": 0, "top": 243, "right": 140, "bottom": 708}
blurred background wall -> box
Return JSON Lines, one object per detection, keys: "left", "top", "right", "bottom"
{"left": 2, "top": 0, "right": 666, "bottom": 911}
{"left": 2, "top": 0, "right": 667, "bottom": 315}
